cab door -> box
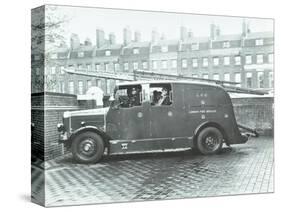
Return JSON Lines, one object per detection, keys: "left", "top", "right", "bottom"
{"left": 106, "top": 84, "right": 148, "bottom": 141}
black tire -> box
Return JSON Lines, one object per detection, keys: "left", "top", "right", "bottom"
{"left": 196, "top": 127, "right": 223, "bottom": 155}
{"left": 71, "top": 131, "right": 104, "bottom": 164}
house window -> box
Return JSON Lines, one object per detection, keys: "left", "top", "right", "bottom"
{"left": 192, "top": 58, "right": 198, "bottom": 68}
{"left": 142, "top": 61, "right": 148, "bottom": 69}
{"left": 68, "top": 64, "right": 74, "bottom": 69}
{"left": 51, "top": 67, "right": 56, "bottom": 75}
{"left": 224, "top": 56, "right": 230, "bottom": 65}
{"left": 269, "top": 72, "right": 273, "bottom": 88}
{"left": 60, "top": 81, "right": 65, "bottom": 93}
{"left": 133, "top": 62, "right": 139, "bottom": 70}
{"left": 202, "top": 58, "right": 208, "bottom": 67}
{"left": 114, "top": 63, "right": 120, "bottom": 71}
{"left": 268, "top": 53, "right": 273, "bottom": 63}
{"left": 202, "top": 74, "right": 209, "bottom": 79}
{"left": 245, "top": 55, "right": 252, "bottom": 64}
{"left": 213, "top": 74, "right": 220, "bottom": 80}
{"left": 78, "top": 81, "right": 84, "bottom": 95}
{"left": 171, "top": 60, "right": 177, "bottom": 69}
{"left": 95, "top": 64, "right": 101, "bottom": 71}
{"left": 235, "top": 73, "right": 241, "bottom": 87}
{"left": 246, "top": 72, "right": 253, "bottom": 88}
{"left": 50, "top": 53, "right": 58, "bottom": 59}
{"left": 106, "top": 79, "right": 111, "bottom": 94}
{"left": 223, "top": 41, "right": 230, "bottom": 48}
{"left": 191, "top": 43, "right": 199, "bottom": 51}
{"left": 69, "top": 81, "right": 74, "bottom": 94}
{"left": 34, "top": 54, "right": 40, "bottom": 61}
{"left": 105, "top": 63, "right": 110, "bottom": 72}
{"left": 161, "top": 60, "right": 168, "bottom": 69}
{"left": 87, "top": 80, "right": 92, "bottom": 90}
{"left": 77, "top": 64, "right": 83, "bottom": 70}
{"left": 257, "top": 54, "right": 264, "bottom": 64}
{"left": 133, "top": 48, "right": 140, "bottom": 54}
{"left": 105, "top": 50, "right": 111, "bottom": 56}
{"left": 257, "top": 71, "right": 264, "bottom": 88}
{"left": 35, "top": 67, "right": 40, "bottom": 75}
{"left": 255, "top": 39, "right": 264, "bottom": 46}
{"left": 181, "top": 59, "right": 187, "bottom": 68}
{"left": 213, "top": 57, "right": 219, "bottom": 66}
{"left": 161, "top": 46, "right": 168, "bottom": 53}
{"left": 86, "top": 64, "right": 92, "bottom": 71}
{"left": 124, "top": 62, "right": 129, "bottom": 71}
{"left": 59, "top": 66, "right": 65, "bottom": 74}
{"left": 192, "top": 74, "right": 198, "bottom": 78}
{"left": 152, "top": 60, "right": 158, "bottom": 70}
{"left": 96, "top": 79, "right": 102, "bottom": 88}
{"left": 78, "top": 52, "right": 84, "bottom": 58}
{"left": 224, "top": 73, "right": 230, "bottom": 81}
{"left": 235, "top": 56, "right": 241, "bottom": 65}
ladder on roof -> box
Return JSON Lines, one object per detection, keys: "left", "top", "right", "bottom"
{"left": 135, "top": 70, "right": 268, "bottom": 95}
{"left": 62, "top": 68, "right": 268, "bottom": 96}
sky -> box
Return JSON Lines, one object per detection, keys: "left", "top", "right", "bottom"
{"left": 50, "top": 5, "right": 274, "bottom": 45}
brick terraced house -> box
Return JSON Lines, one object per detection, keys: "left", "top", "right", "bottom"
{"left": 31, "top": 22, "right": 274, "bottom": 95}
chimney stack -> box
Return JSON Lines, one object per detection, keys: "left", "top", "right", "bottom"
{"left": 188, "top": 29, "right": 193, "bottom": 38}
{"left": 210, "top": 23, "right": 216, "bottom": 40}
{"left": 70, "top": 33, "right": 80, "bottom": 50}
{"left": 180, "top": 26, "right": 188, "bottom": 42}
{"left": 215, "top": 26, "right": 221, "bottom": 37}
{"left": 109, "top": 33, "right": 116, "bottom": 45}
{"left": 151, "top": 29, "right": 159, "bottom": 44}
{"left": 123, "top": 26, "right": 132, "bottom": 46}
{"left": 134, "top": 31, "right": 141, "bottom": 42}
{"left": 84, "top": 38, "right": 92, "bottom": 46}
{"left": 96, "top": 28, "right": 105, "bottom": 48}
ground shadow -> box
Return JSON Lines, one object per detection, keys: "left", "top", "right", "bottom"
{"left": 19, "top": 194, "right": 30, "bottom": 202}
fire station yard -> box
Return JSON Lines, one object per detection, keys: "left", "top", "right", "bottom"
{"left": 32, "top": 136, "right": 274, "bottom": 207}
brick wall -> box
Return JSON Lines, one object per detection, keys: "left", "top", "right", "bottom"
{"left": 232, "top": 97, "right": 274, "bottom": 136}
{"left": 32, "top": 92, "right": 79, "bottom": 161}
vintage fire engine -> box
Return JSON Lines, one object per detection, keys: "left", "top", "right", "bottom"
{"left": 57, "top": 80, "right": 263, "bottom": 163}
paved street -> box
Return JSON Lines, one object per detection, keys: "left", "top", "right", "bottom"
{"left": 32, "top": 136, "right": 274, "bottom": 207}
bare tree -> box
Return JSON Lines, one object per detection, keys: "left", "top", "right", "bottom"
{"left": 31, "top": 5, "right": 69, "bottom": 93}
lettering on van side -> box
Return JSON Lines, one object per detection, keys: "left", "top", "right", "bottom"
{"left": 189, "top": 109, "right": 217, "bottom": 114}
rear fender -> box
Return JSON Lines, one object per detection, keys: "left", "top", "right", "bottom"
{"left": 193, "top": 121, "right": 228, "bottom": 146}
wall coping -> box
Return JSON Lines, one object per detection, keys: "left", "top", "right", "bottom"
{"left": 31, "top": 92, "right": 77, "bottom": 98}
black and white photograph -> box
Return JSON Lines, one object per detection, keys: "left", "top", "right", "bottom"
{"left": 30, "top": 4, "right": 274, "bottom": 208}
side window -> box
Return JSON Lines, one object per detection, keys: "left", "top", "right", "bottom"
{"left": 114, "top": 85, "right": 142, "bottom": 108}
{"left": 150, "top": 83, "right": 172, "bottom": 106}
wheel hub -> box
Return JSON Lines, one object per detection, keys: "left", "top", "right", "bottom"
{"left": 79, "top": 139, "right": 96, "bottom": 156}
{"left": 83, "top": 143, "right": 92, "bottom": 152}
{"left": 205, "top": 136, "right": 218, "bottom": 149}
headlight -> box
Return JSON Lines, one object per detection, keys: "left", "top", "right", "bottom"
{"left": 57, "top": 123, "right": 65, "bottom": 132}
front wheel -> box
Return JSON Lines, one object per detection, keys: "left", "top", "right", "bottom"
{"left": 196, "top": 127, "right": 223, "bottom": 155}
{"left": 71, "top": 131, "right": 104, "bottom": 164}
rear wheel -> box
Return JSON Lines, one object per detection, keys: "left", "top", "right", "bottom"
{"left": 196, "top": 127, "right": 223, "bottom": 155}
{"left": 71, "top": 131, "right": 104, "bottom": 164}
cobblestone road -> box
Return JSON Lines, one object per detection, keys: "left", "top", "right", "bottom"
{"left": 32, "top": 137, "right": 274, "bottom": 207}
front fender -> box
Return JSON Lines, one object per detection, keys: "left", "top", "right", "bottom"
{"left": 68, "top": 126, "right": 111, "bottom": 148}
